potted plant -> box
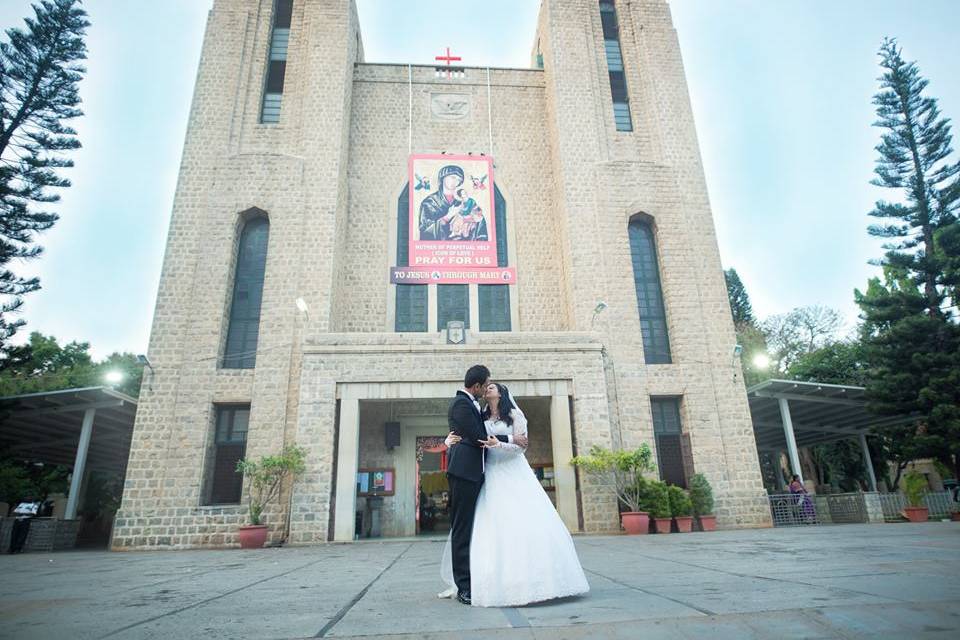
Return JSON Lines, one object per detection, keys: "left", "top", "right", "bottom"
{"left": 235, "top": 445, "right": 306, "bottom": 549}
{"left": 901, "top": 471, "right": 929, "bottom": 523}
{"left": 647, "top": 480, "right": 672, "bottom": 533}
{"left": 571, "top": 444, "right": 655, "bottom": 534}
{"left": 667, "top": 485, "right": 693, "bottom": 532}
{"left": 689, "top": 473, "right": 716, "bottom": 531}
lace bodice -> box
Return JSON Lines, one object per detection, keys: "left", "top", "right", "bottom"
{"left": 484, "top": 410, "right": 527, "bottom": 461}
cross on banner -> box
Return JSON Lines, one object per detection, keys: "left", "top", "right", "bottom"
{"left": 435, "top": 46, "right": 462, "bottom": 78}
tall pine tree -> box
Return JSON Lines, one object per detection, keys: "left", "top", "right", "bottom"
{"left": 856, "top": 39, "right": 960, "bottom": 481}
{"left": 724, "top": 268, "right": 768, "bottom": 386}
{"left": 0, "top": 0, "right": 89, "bottom": 350}
{"left": 724, "top": 268, "right": 755, "bottom": 326}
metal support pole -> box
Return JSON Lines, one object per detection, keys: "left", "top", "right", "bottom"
{"left": 65, "top": 408, "right": 95, "bottom": 520}
{"left": 778, "top": 398, "right": 803, "bottom": 484}
{"left": 859, "top": 433, "right": 878, "bottom": 492}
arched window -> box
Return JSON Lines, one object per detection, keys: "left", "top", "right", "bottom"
{"left": 628, "top": 216, "right": 671, "bottom": 363}
{"left": 395, "top": 185, "right": 428, "bottom": 331}
{"left": 478, "top": 186, "right": 511, "bottom": 331}
{"left": 223, "top": 215, "right": 270, "bottom": 368}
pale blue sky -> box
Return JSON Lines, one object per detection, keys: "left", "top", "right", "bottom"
{"left": 1, "top": 1, "right": 958, "bottom": 358}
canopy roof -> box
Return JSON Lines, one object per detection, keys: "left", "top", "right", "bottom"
{"left": 747, "top": 379, "right": 914, "bottom": 450}
{"left": 0, "top": 386, "right": 137, "bottom": 475}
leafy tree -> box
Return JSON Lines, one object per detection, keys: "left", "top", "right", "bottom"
{"left": 787, "top": 341, "right": 869, "bottom": 387}
{"left": 0, "top": 457, "right": 33, "bottom": 508}
{"left": 0, "top": 0, "right": 89, "bottom": 350}
{"left": 761, "top": 306, "right": 845, "bottom": 373}
{"left": 0, "top": 331, "right": 143, "bottom": 397}
{"left": 0, "top": 458, "right": 68, "bottom": 507}
{"left": 855, "top": 38, "right": 960, "bottom": 482}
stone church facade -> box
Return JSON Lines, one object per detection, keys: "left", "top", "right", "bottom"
{"left": 111, "top": 0, "right": 771, "bottom": 550}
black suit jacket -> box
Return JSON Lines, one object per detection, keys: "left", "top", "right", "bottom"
{"left": 445, "top": 391, "right": 508, "bottom": 483}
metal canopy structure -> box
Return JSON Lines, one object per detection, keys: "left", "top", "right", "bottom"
{"left": 747, "top": 379, "right": 914, "bottom": 492}
{"left": 0, "top": 386, "right": 138, "bottom": 519}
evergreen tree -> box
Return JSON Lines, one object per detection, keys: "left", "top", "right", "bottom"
{"left": 856, "top": 39, "right": 960, "bottom": 481}
{"left": 724, "top": 267, "right": 768, "bottom": 386}
{"left": 0, "top": 0, "right": 89, "bottom": 350}
{"left": 724, "top": 268, "right": 755, "bottom": 326}
{"left": 868, "top": 38, "right": 958, "bottom": 314}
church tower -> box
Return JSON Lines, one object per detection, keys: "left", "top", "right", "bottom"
{"left": 532, "top": 0, "right": 770, "bottom": 526}
{"left": 112, "top": 0, "right": 769, "bottom": 550}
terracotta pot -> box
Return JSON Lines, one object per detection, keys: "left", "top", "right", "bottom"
{"left": 238, "top": 524, "right": 268, "bottom": 549}
{"left": 674, "top": 516, "right": 693, "bottom": 533}
{"left": 902, "top": 506, "right": 929, "bottom": 523}
{"left": 653, "top": 517, "right": 672, "bottom": 533}
{"left": 621, "top": 512, "right": 650, "bottom": 535}
{"left": 697, "top": 515, "right": 717, "bottom": 531}
{"left": 951, "top": 512, "right": 960, "bottom": 522}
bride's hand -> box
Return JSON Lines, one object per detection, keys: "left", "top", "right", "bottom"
{"left": 479, "top": 435, "right": 500, "bottom": 448}
{"left": 445, "top": 431, "right": 461, "bottom": 447}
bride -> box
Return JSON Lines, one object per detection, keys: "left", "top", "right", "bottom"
{"left": 440, "top": 382, "right": 589, "bottom": 607}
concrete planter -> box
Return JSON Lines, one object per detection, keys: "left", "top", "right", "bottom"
{"left": 697, "top": 515, "right": 717, "bottom": 531}
{"left": 652, "top": 517, "right": 672, "bottom": 534}
{"left": 903, "top": 506, "right": 929, "bottom": 523}
{"left": 238, "top": 525, "right": 268, "bottom": 549}
{"left": 620, "top": 512, "right": 649, "bottom": 535}
{"left": 674, "top": 516, "right": 693, "bottom": 532}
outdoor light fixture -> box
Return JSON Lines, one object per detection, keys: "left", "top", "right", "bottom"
{"left": 753, "top": 353, "right": 771, "bottom": 370}
{"left": 136, "top": 354, "right": 153, "bottom": 371}
{"left": 105, "top": 370, "right": 124, "bottom": 384}
{"left": 733, "top": 344, "right": 743, "bottom": 357}
{"left": 590, "top": 301, "right": 608, "bottom": 329}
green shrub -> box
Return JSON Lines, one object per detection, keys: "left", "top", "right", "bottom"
{"left": 236, "top": 445, "right": 307, "bottom": 525}
{"left": 667, "top": 485, "right": 692, "bottom": 517}
{"left": 902, "top": 471, "right": 929, "bottom": 508}
{"left": 571, "top": 444, "right": 656, "bottom": 513}
{"left": 689, "top": 473, "right": 715, "bottom": 516}
{"left": 644, "top": 480, "right": 671, "bottom": 519}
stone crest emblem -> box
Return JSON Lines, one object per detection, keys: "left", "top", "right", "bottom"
{"left": 431, "top": 93, "right": 470, "bottom": 120}
{"left": 446, "top": 320, "right": 466, "bottom": 344}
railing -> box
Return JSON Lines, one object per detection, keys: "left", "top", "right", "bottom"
{"left": 822, "top": 492, "right": 868, "bottom": 523}
{"left": 879, "top": 491, "right": 957, "bottom": 521}
{"left": 768, "top": 493, "right": 820, "bottom": 527}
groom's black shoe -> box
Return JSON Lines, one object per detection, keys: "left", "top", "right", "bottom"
{"left": 456, "top": 591, "right": 472, "bottom": 605}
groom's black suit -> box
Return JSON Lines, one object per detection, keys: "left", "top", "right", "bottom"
{"left": 446, "top": 390, "right": 510, "bottom": 596}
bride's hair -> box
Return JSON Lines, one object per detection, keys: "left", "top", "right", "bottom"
{"left": 482, "top": 383, "right": 514, "bottom": 426}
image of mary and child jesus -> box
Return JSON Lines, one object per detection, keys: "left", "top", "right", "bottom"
{"left": 418, "top": 165, "right": 489, "bottom": 242}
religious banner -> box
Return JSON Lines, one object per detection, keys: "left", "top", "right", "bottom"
{"left": 391, "top": 153, "right": 517, "bottom": 285}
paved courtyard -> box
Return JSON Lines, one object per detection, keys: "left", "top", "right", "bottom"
{"left": 1, "top": 523, "right": 959, "bottom": 639}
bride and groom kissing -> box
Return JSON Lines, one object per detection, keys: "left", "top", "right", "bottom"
{"left": 439, "top": 365, "right": 589, "bottom": 607}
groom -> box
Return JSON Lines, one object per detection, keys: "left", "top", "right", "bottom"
{"left": 446, "top": 364, "right": 528, "bottom": 605}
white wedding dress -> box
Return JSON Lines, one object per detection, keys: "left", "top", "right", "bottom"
{"left": 441, "top": 409, "right": 590, "bottom": 607}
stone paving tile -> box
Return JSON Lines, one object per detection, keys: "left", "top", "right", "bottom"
{"left": 0, "top": 523, "right": 958, "bottom": 639}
